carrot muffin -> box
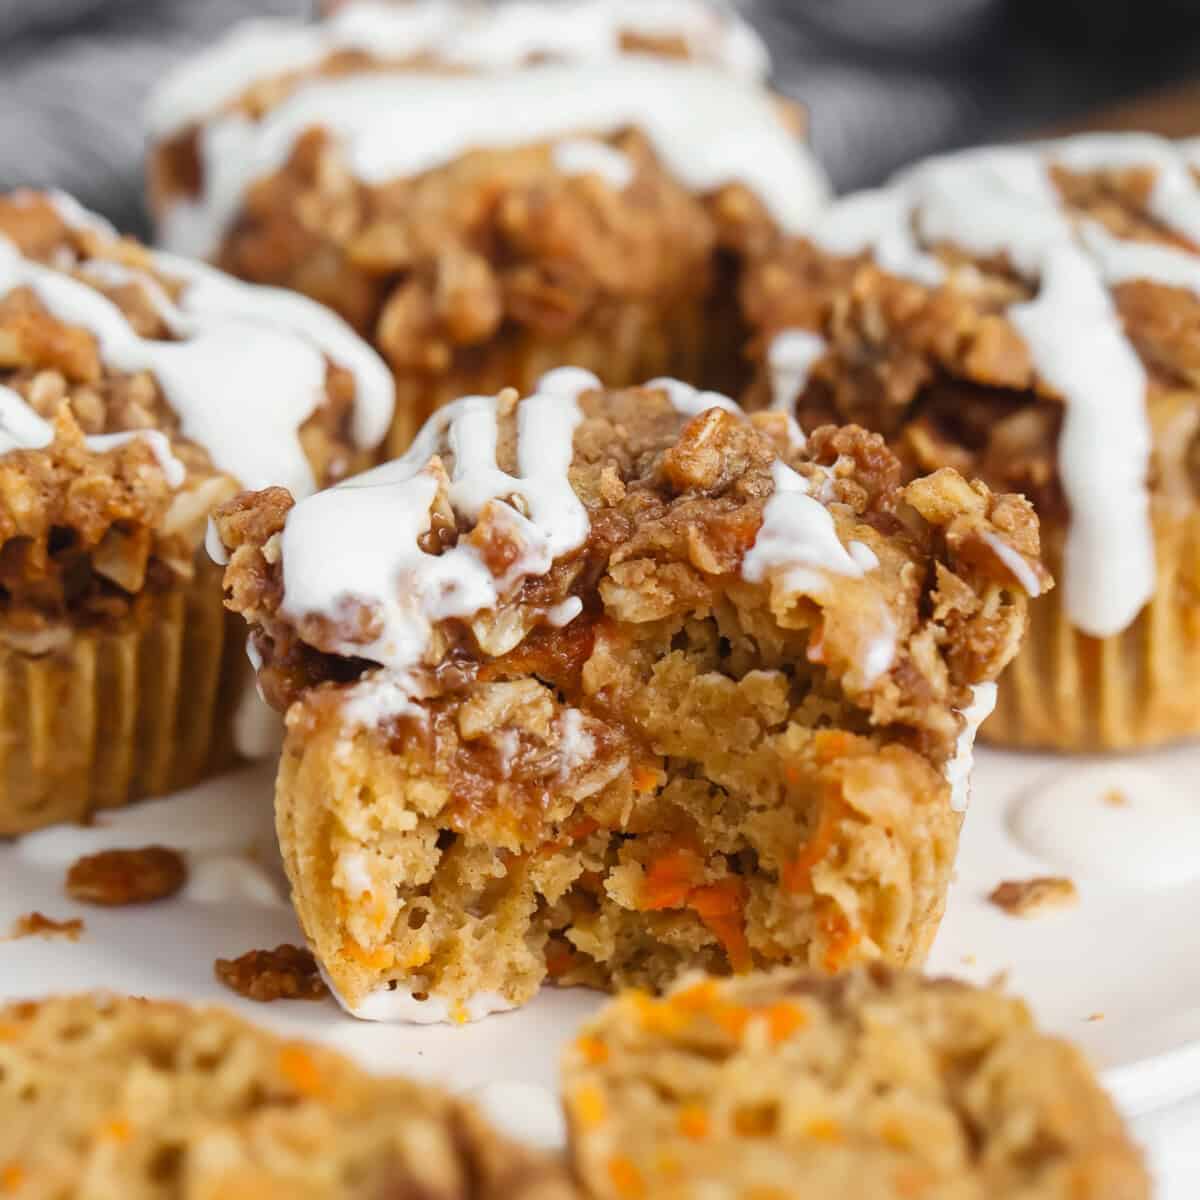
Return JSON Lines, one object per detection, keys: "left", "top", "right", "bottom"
{"left": 0, "top": 993, "right": 572, "bottom": 1200}
{"left": 743, "top": 132, "right": 1200, "bottom": 750}
{"left": 145, "top": 0, "right": 828, "bottom": 455}
{"left": 0, "top": 189, "right": 392, "bottom": 834}
{"left": 212, "top": 371, "right": 1046, "bottom": 1022}
{"left": 564, "top": 965, "right": 1150, "bottom": 1200}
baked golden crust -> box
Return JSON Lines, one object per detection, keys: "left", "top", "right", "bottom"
{"left": 218, "top": 384, "right": 1044, "bottom": 1017}
{"left": 0, "top": 994, "right": 573, "bottom": 1200}
{"left": 564, "top": 966, "right": 1150, "bottom": 1200}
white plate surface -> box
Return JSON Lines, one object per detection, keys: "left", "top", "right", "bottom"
{"left": 2, "top": 743, "right": 1199, "bottom": 1150}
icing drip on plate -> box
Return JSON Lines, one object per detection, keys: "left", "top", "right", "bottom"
{"left": 157, "top": 58, "right": 828, "bottom": 260}
{"left": 146, "top": 0, "right": 771, "bottom": 141}
{"left": 0, "top": 198, "right": 393, "bottom": 497}
{"left": 803, "top": 133, "right": 1200, "bottom": 638}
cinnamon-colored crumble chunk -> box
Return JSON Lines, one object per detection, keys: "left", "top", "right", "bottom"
{"left": 0, "top": 189, "right": 392, "bottom": 834}
{"left": 215, "top": 944, "right": 330, "bottom": 1003}
{"left": 214, "top": 375, "right": 1047, "bottom": 1022}
{"left": 988, "top": 876, "right": 1080, "bottom": 918}
{"left": 65, "top": 846, "right": 188, "bottom": 906}
{"left": 8, "top": 913, "right": 84, "bottom": 941}
{"left": 564, "top": 966, "right": 1150, "bottom": 1200}
{"left": 0, "top": 994, "right": 574, "bottom": 1199}
{"left": 146, "top": 0, "right": 827, "bottom": 456}
{"left": 743, "top": 132, "right": 1200, "bottom": 751}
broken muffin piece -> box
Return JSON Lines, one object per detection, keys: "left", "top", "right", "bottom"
{"left": 0, "top": 994, "right": 572, "bottom": 1199}
{"left": 564, "top": 966, "right": 1149, "bottom": 1200}
{"left": 214, "top": 372, "right": 1047, "bottom": 1022}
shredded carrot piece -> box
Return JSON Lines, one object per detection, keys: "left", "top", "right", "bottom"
{"left": 805, "top": 1117, "right": 843, "bottom": 1144}
{"left": 819, "top": 906, "right": 863, "bottom": 972}
{"left": 670, "top": 979, "right": 719, "bottom": 1013}
{"left": 688, "top": 879, "right": 752, "bottom": 973}
{"left": 813, "top": 731, "right": 855, "bottom": 762}
{"left": 278, "top": 1045, "right": 323, "bottom": 1098}
{"left": 340, "top": 939, "right": 395, "bottom": 971}
{"left": 640, "top": 849, "right": 701, "bottom": 911}
{"left": 632, "top": 765, "right": 661, "bottom": 794}
{"left": 575, "top": 1034, "right": 609, "bottom": 1066}
{"left": 765, "top": 1001, "right": 807, "bottom": 1043}
{"left": 894, "top": 1165, "right": 936, "bottom": 1198}
{"left": 1, "top": 1164, "right": 24, "bottom": 1193}
{"left": 573, "top": 1085, "right": 607, "bottom": 1129}
{"left": 98, "top": 1118, "right": 132, "bottom": 1144}
{"left": 0, "top": 1024, "right": 18, "bottom": 1043}
{"left": 714, "top": 1004, "right": 752, "bottom": 1040}
{"left": 677, "top": 1105, "right": 710, "bottom": 1141}
{"left": 782, "top": 795, "right": 845, "bottom": 894}
{"left": 607, "top": 1156, "right": 646, "bottom": 1199}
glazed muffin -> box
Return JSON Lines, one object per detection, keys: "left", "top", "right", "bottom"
{"left": 564, "top": 966, "right": 1150, "bottom": 1200}
{"left": 211, "top": 370, "right": 1046, "bottom": 1022}
{"left": 0, "top": 994, "right": 572, "bottom": 1200}
{"left": 743, "top": 132, "right": 1200, "bottom": 751}
{"left": 0, "top": 190, "right": 392, "bottom": 834}
{"left": 145, "top": 0, "right": 828, "bottom": 456}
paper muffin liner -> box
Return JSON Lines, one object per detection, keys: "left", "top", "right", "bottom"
{"left": 385, "top": 295, "right": 742, "bottom": 458}
{"left": 986, "top": 512, "right": 1200, "bottom": 752}
{"left": 0, "top": 556, "right": 244, "bottom": 835}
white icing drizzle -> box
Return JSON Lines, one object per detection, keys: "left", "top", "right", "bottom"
{"left": 557, "top": 708, "right": 596, "bottom": 778}
{"left": 278, "top": 378, "right": 588, "bottom": 723}
{"left": 337, "top": 978, "right": 516, "bottom": 1024}
{"left": 945, "top": 681, "right": 997, "bottom": 813}
{"left": 979, "top": 530, "right": 1045, "bottom": 598}
{"left": 0, "top": 382, "right": 186, "bottom": 485}
{"left": 157, "top": 59, "right": 828, "bottom": 259}
{"left": 767, "top": 329, "right": 826, "bottom": 412}
{"left": 804, "top": 133, "right": 1200, "bottom": 637}
{"left": 742, "top": 459, "right": 867, "bottom": 592}
{"left": 552, "top": 138, "right": 635, "bottom": 190}
{"left": 645, "top": 376, "right": 742, "bottom": 417}
{"left": 1010, "top": 759, "right": 1200, "bottom": 889}
{"left": 0, "top": 207, "right": 393, "bottom": 498}
{"left": 146, "top": 0, "right": 770, "bottom": 141}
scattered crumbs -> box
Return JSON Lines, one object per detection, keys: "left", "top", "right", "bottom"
{"left": 987, "top": 876, "right": 1079, "bottom": 918}
{"left": 8, "top": 912, "right": 84, "bottom": 941}
{"left": 1103, "top": 788, "right": 1128, "bottom": 808}
{"left": 987, "top": 969, "right": 1011, "bottom": 991}
{"left": 1086, "top": 1012, "right": 1105, "bottom": 1023}
{"left": 960, "top": 954, "right": 977, "bottom": 966}
{"left": 215, "top": 944, "right": 329, "bottom": 1003}
{"left": 65, "top": 845, "right": 188, "bottom": 906}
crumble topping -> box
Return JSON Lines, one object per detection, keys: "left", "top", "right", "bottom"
{"left": 214, "top": 944, "right": 331, "bottom": 1002}
{"left": 0, "top": 189, "right": 391, "bottom": 632}
{"left": 217, "top": 374, "right": 1047, "bottom": 768}
{"left": 988, "top": 876, "right": 1080, "bottom": 918}
{"left": 743, "top": 133, "right": 1200, "bottom": 640}
{"left": 8, "top": 912, "right": 84, "bottom": 941}
{"left": 65, "top": 846, "right": 188, "bottom": 907}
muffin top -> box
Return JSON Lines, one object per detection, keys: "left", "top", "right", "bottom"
{"left": 0, "top": 189, "right": 392, "bottom": 637}
{"left": 214, "top": 371, "right": 1048, "bottom": 780}
{"left": 146, "top": 1, "right": 828, "bottom": 362}
{"left": 744, "top": 132, "right": 1200, "bottom": 639}
{"left": 565, "top": 965, "right": 1150, "bottom": 1200}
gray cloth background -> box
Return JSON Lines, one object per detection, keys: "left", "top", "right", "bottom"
{"left": 0, "top": 0, "right": 1196, "bottom": 237}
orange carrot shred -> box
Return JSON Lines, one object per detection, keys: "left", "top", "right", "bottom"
{"left": 677, "top": 1105, "right": 710, "bottom": 1141}
{"left": 607, "top": 1156, "right": 646, "bottom": 1199}
{"left": 689, "top": 879, "right": 752, "bottom": 973}
{"left": 640, "top": 849, "right": 701, "bottom": 911}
